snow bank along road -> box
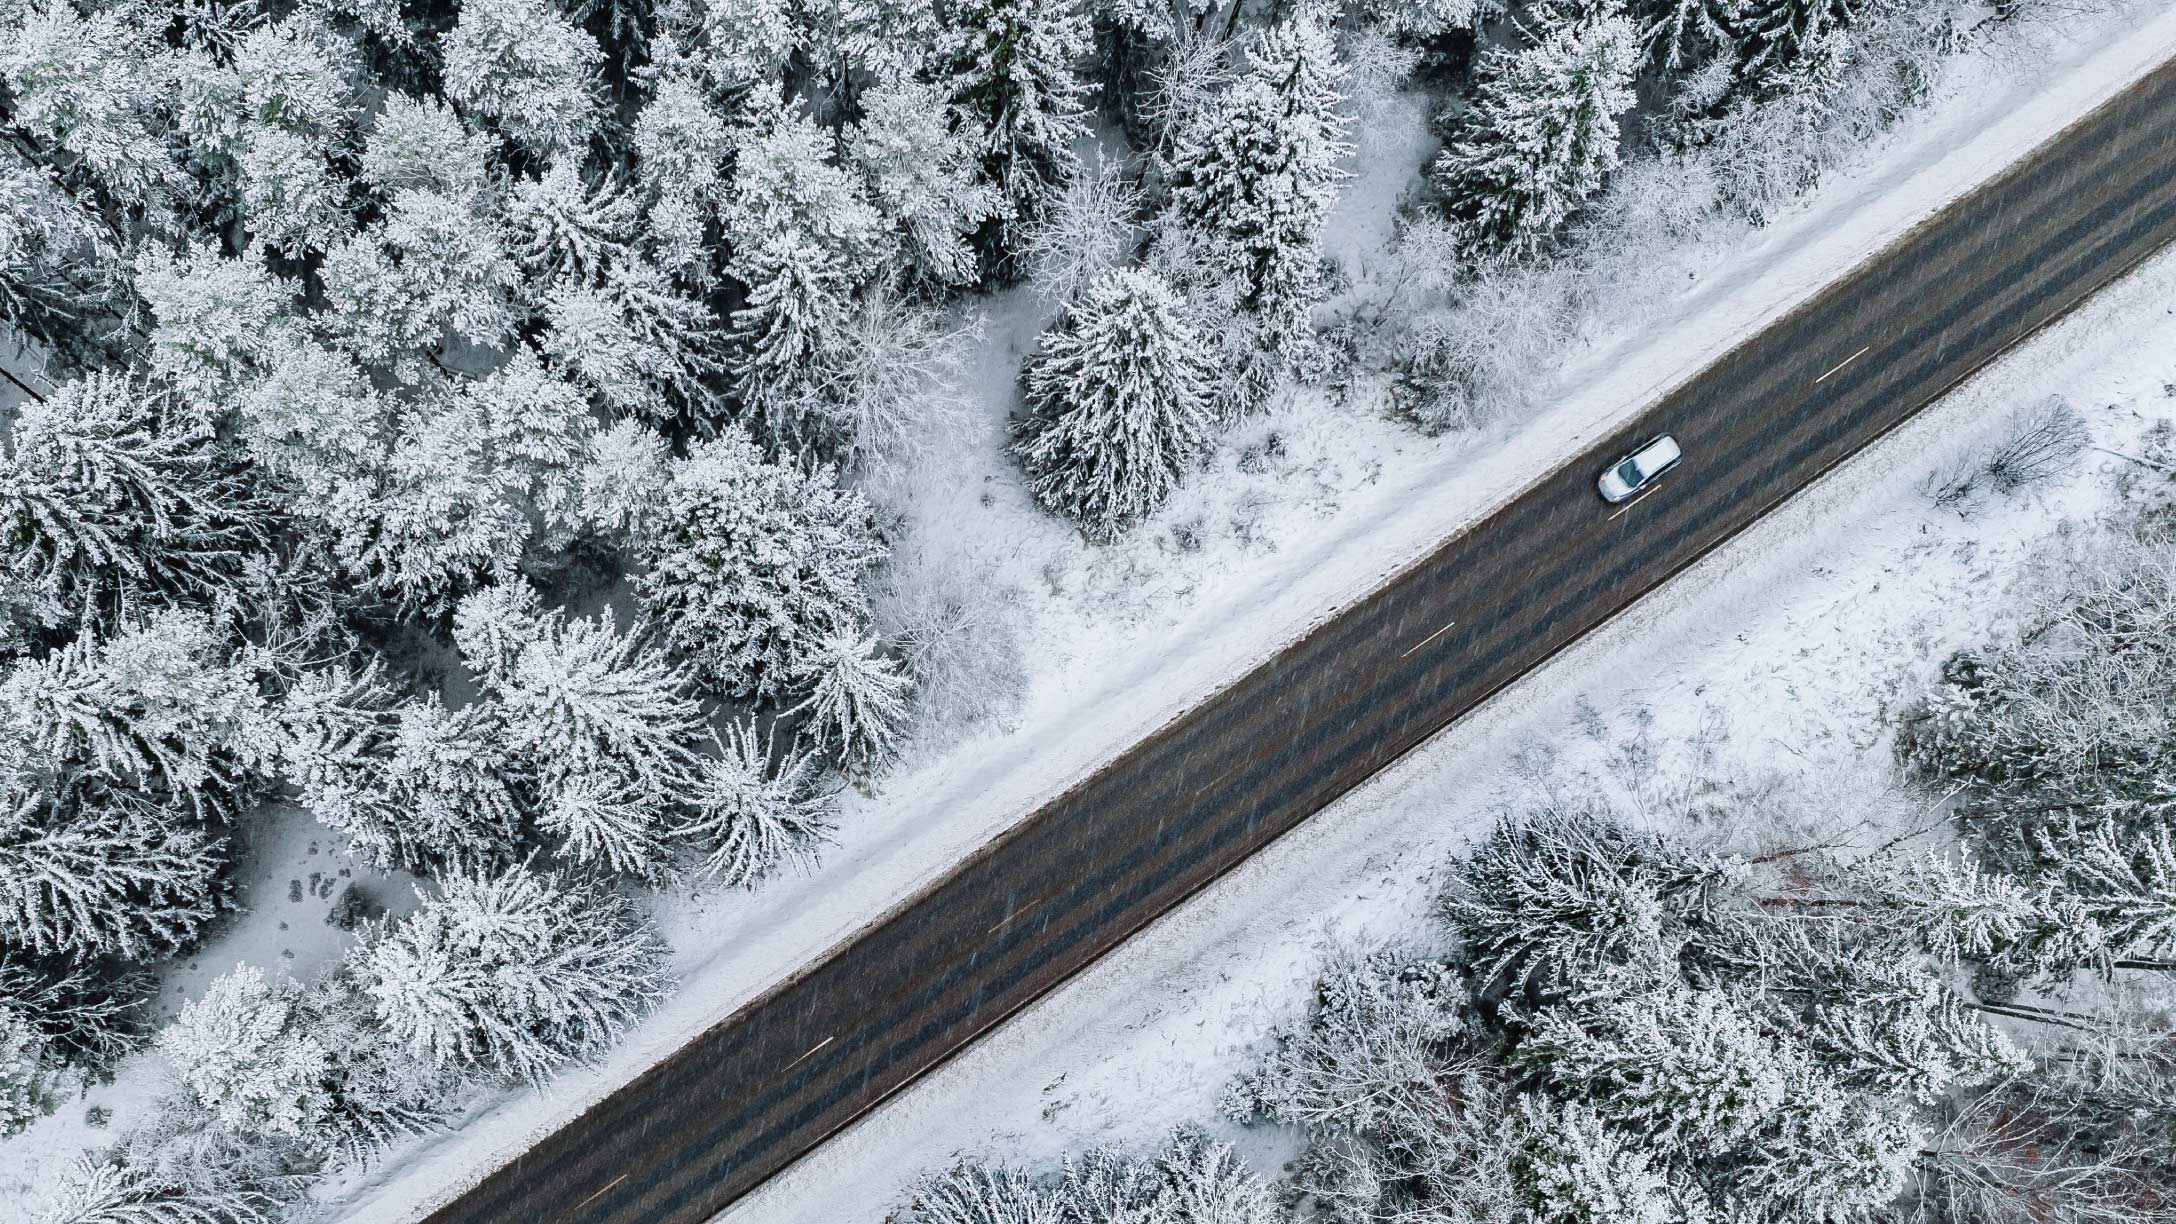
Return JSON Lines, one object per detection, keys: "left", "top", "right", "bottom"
{"left": 421, "top": 60, "right": 2176, "bottom": 1224}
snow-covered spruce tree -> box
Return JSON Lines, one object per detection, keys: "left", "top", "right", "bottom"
{"left": 1011, "top": 267, "right": 1217, "bottom": 540}
{"left": 454, "top": 582, "right": 709, "bottom": 877}
{"left": 159, "top": 965, "right": 336, "bottom": 1150}
{"left": 0, "top": 156, "right": 130, "bottom": 369}
{"left": 350, "top": 867, "right": 669, "bottom": 1086}
{"left": 720, "top": 97, "right": 888, "bottom": 444}
{"left": 1168, "top": 16, "right": 1351, "bottom": 348}
{"left": 0, "top": 770, "right": 225, "bottom": 960}
{"left": 845, "top": 76, "right": 1004, "bottom": 288}
{"left": 939, "top": 0, "right": 1094, "bottom": 259}
{"left": 232, "top": 339, "right": 389, "bottom": 506}
{"left": 682, "top": 718, "right": 835, "bottom": 887}
{"left": 1, "top": 0, "right": 172, "bottom": 204}
{"left": 321, "top": 186, "right": 521, "bottom": 363}
{"left": 0, "top": 610, "right": 271, "bottom": 809}
{"left": 786, "top": 631, "right": 911, "bottom": 776}
{"left": 337, "top": 354, "right": 594, "bottom": 610}
{"left": 0, "top": 1001, "right": 56, "bottom": 1137}
{"left": 359, "top": 93, "right": 496, "bottom": 204}
{"left": 0, "top": 952, "right": 142, "bottom": 1085}
{"left": 1432, "top": 4, "right": 1638, "bottom": 259}
{"left": 542, "top": 260, "right": 727, "bottom": 422}
{"left": 505, "top": 162, "right": 637, "bottom": 287}
{"left": 0, "top": 373, "right": 267, "bottom": 635}
{"left": 133, "top": 247, "right": 296, "bottom": 404}
{"left": 1726, "top": 0, "right": 1865, "bottom": 91}
{"left": 442, "top": 0, "right": 606, "bottom": 155}
{"left": 628, "top": 71, "right": 733, "bottom": 284}
{"left": 278, "top": 669, "right": 526, "bottom": 872}
{"left": 41, "top": 1152, "right": 297, "bottom": 1224}
{"left": 1514, "top": 981, "right": 1788, "bottom": 1156}
{"left": 635, "top": 429, "right": 886, "bottom": 700}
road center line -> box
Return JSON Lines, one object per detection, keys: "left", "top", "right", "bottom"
{"left": 1399, "top": 619, "right": 1458, "bottom": 658}
{"left": 783, "top": 1036, "right": 833, "bottom": 1072}
{"left": 571, "top": 1174, "right": 629, "bottom": 1213}
{"left": 1814, "top": 345, "right": 1870, "bottom": 383}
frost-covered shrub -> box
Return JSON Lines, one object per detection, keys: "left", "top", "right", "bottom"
{"left": 872, "top": 546, "right": 1029, "bottom": 746}
{"left": 904, "top": 1128, "right": 1280, "bottom": 1224}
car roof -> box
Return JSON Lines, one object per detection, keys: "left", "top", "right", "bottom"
{"left": 1640, "top": 434, "right": 1681, "bottom": 465}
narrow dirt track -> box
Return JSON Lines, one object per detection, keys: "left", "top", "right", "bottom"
{"left": 421, "top": 57, "right": 2176, "bottom": 1224}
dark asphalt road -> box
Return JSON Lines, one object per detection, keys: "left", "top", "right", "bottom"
{"left": 423, "top": 60, "right": 2176, "bottom": 1224}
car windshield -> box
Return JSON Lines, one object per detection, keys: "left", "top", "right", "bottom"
{"left": 1614, "top": 458, "right": 1645, "bottom": 487}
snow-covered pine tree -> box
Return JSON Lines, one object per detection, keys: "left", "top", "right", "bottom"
{"left": 41, "top": 1152, "right": 294, "bottom": 1224}
{"left": 845, "top": 76, "right": 1003, "bottom": 288}
{"left": 1, "top": 373, "right": 267, "bottom": 634}
{"left": 635, "top": 429, "right": 886, "bottom": 700}
{"left": 506, "top": 162, "right": 637, "bottom": 287}
{"left": 350, "top": 867, "right": 669, "bottom": 1086}
{"left": 938, "top": 0, "right": 1094, "bottom": 258}
{"left": 1431, "top": 4, "right": 1638, "bottom": 258}
{"left": 133, "top": 246, "right": 295, "bottom": 404}
{"left": 0, "top": 156, "right": 129, "bottom": 368}
{"left": 1, "top": 610, "right": 271, "bottom": 807}
{"left": 1168, "top": 16, "right": 1351, "bottom": 348}
{"left": 578, "top": 417, "right": 670, "bottom": 541}
{"left": 1515, "top": 982, "right": 1788, "bottom": 1155}
{"left": 0, "top": 770, "right": 225, "bottom": 960}
{"left": 629, "top": 71, "right": 733, "bottom": 284}
{"left": 453, "top": 582, "right": 708, "bottom": 877}
{"left": 233, "top": 339, "right": 389, "bottom": 505}
{"left": 681, "top": 718, "right": 835, "bottom": 886}
{"left": 786, "top": 631, "right": 911, "bottom": 776}
{"left": 159, "top": 964, "right": 336, "bottom": 1149}
{"left": 442, "top": 0, "right": 606, "bottom": 155}
{"left": 1502, "top": 1094, "right": 1691, "bottom": 1224}
{"left": 1010, "top": 267, "right": 1217, "bottom": 540}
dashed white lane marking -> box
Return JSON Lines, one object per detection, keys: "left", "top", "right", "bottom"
{"left": 783, "top": 1036, "right": 834, "bottom": 1072}
{"left": 1399, "top": 619, "right": 1459, "bottom": 658}
{"left": 1814, "top": 345, "right": 1870, "bottom": 383}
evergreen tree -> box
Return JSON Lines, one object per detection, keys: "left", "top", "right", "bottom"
{"left": 1169, "top": 17, "right": 1351, "bottom": 347}
{"left": 1726, "top": 0, "right": 1863, "bottom": 89}
{"left": 321, "top": 187, "right": 521, "bottom": 360}
{"left": 359, "top": 93, "right": 495, "bottom": 203}
{"left": 442, "top": 0, "right": 606, "bottom": 155}
{"left": 635, "top": 429, "right": 885, "bottom": 699}
{"left": 542, "top": 260, "right": 726, "bottom": 421}
{"left": 1432, "top": 5, "right": 1638, "bottom": 258}
{"left": 1, "top": 0, "right": 171, "bottom": 199}
{"left": 1, "top": 374, "right": 267, "bottom": 634}
{"left": 787, "top": 631, "right": 912, "bottom": 775}
{"left": 350, "top": 867, "right": 670, "bottom": 1086}
{"left": 133, "top": 247, "right": 295, "bottom": 403}
{"left": 939, "top": 0, "right": 1094, "bottom": 254}
{"left": 1517, "top": 983, "right": 1788, "bottom": 1155}
{"left": 1010, "top": 268, "right": 1217, "bottom": 540}
{"left": 681, "top": 719, "right": 835, "bottom": 886}
{"left": 1, "top": 611, "right": 271, "bottom": 805}
{"left": 846, "top": 77, "right": 1004, "bottom": 287}
{"left": 629, "top": 72, "right": 732, "bottom": 283}
{"left": 159, "top": 965, "right": 336, "bottom": 1148}
{"left": 0, "top": 771, "right": 225, "bottom": 960}
{"left": 505, "top": 162, "right": 637, "bottom": 287}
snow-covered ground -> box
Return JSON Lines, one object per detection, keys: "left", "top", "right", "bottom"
{"left": 9, "top": 6, "right": 2176, "bottom": 1220}
{"left": 721, "top": 126, "right": 2176, "bottom": 1224}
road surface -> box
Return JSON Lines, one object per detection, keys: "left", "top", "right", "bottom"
{"left": 422, "top": 57, "right": 2176, "bottom": 1224}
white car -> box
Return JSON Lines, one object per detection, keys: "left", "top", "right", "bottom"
{"left": 1597, "top": 434, "right": 1682, "bottom": 504}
